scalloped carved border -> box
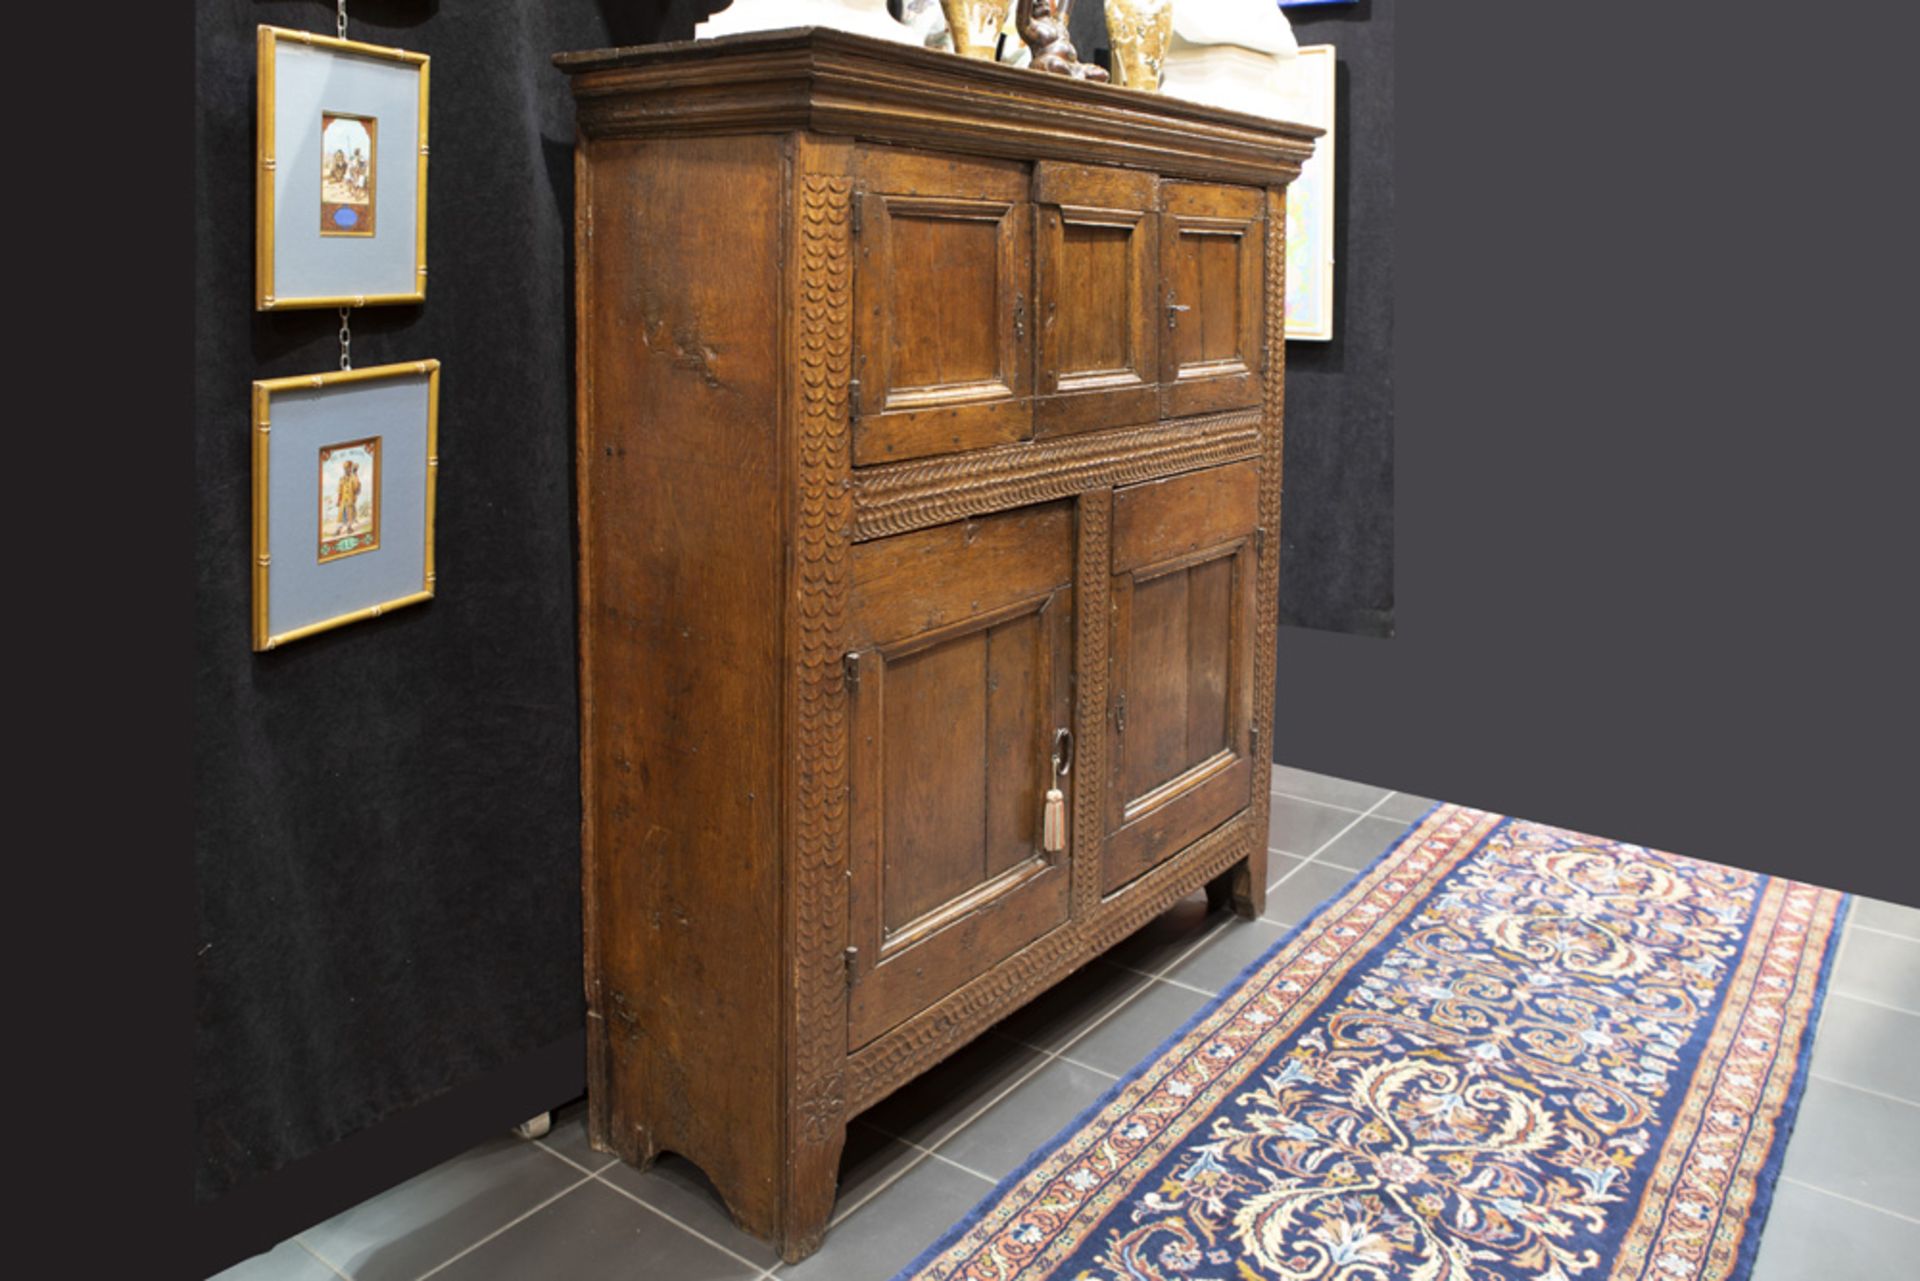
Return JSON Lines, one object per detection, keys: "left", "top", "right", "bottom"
{"left": 853, "top": 410, "right": 1261, "bottom": 542}
{"left": 845, "top": 812, "right": 1257, "bottom": 1113}
{"left": 789, "top": 174, "right": 855, "bottom": 1148}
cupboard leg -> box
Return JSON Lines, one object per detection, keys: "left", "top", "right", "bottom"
{"left": 1212, "top": 847, "right": 1266, "bottom": 920}
{"left": 776, "top": 1117, "right": 846, "bottom": 1264}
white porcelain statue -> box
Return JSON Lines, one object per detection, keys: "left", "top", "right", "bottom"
{"left": 695, "top": 0, "right": 919, "bottom": 44}
{"left": 1159, "top": 0, "right": 1300, "bottom": 118}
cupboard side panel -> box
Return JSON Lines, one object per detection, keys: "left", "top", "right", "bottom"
{"left": 578, "top": 135, "right": 787, "bottom": 1230}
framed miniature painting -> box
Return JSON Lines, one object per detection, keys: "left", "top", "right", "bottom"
{"left": 256, "top": 26, "right": 429, "bottom": 310}
{"left": 252, "top": 361, "right": 441, "bottom": 650}
{"left": 1280, "top": 44, "right": 1336, "bottom": 341}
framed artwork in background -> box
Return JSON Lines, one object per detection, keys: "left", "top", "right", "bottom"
{"left": 252, "top": 361, "right": 441, "bottom": 650}
{"left": 256, "top": 26, "right": 430, "bottom": 309}
{"left": 1281, "top": 44, "right": 1336, "bottom": 341}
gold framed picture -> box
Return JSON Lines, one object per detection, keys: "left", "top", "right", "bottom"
{"left": 256, "top": 26, "right": 429, "bottom": 310}
{"left": 252, "top": 361, "right": 441, "bottom": 651}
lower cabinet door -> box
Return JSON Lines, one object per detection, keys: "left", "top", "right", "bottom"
{"left": 1104, "top": 460, "right": 1259, "bottom": 894}
{"left": 844, "top": 501, "right": 1077, "bottom": 1049}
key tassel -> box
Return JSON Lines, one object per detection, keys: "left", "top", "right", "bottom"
{"left": 1043, "top": 786, "right": 1066, "bottom": 853}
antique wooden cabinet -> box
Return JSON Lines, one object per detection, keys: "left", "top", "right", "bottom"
{"left": 558, "top": 28, "right": 1318, "bottom": 1262}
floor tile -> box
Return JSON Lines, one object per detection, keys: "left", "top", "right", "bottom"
{"left": 209, "top": 1239, "right": 340, "bottom": 1281}
{"left": 426, "top": 1178, "right": 760, "bottom": 1281}
{"left": 1748, "top": 1177, "right": 1920, "bottom": 1281}
{"left": 1162, "top": 916, "right": 1286, "bottom": 995}
{"left": 1269, "top": 764, "right": 1389, "bottom": 812}
{"left": 540, "top": 1096, "right": 613, "bottom": 1173}
{"left": 777, "top": 1153, "right": 993, "bottom": 1281}
{"left": 992, "top": 959, "right": 1158, "bottom": 1057}
{"left": 1771, "top": 1077, "right": 1920, "bottom": 1218}
{"left": 1808, "top": 993, "right": 1920, "bottom": 1105}
{"left": 934, "top": 1057, "right": 1117, "bottom": 1182}
{"left": 1264, "top": 858, "right": 1360, "bottom": 928}
{"left": 297, "top": 1134, "right": 585, "bottom": 1281}
{"left": 857, "top": 1029, "right": 1049, "bottom": 1149}
{"left": 1372, "top": 792, "right": 1439, "bottom": 823}
{"left": 1852, "top": 895, "right": 1920, "bottom": 941}
{"left": 1311, "top": 815, "right": 1411, "bottom": 872}
{"left": 1097, "top": 891, "right": 1221, "bottom": 975}
{"left": 1266, "top": 793, "right": 1357, "bottom": 857}
{"left": 1831, "top": 926, "right": 1920, "bottom": 1013}
{"left": 1061, "top": 979, "right": 1211, "bottom": 1077}
{"left": 598, "top": 1152, "right": 784, "bottom": 1270}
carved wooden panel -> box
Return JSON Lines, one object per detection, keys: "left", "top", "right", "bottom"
{"left": 1033, "top": 162, "right": 1159, "bottom": 437}
{"left": 854, "top": 151, "right": 1034, "bottom": 465}
{"left": 845, "top": 504, "right": 1075, "bottom": 1048}
{"left": 1104, "top": 460, "right": 1259, "bottom": 893}
{"left": 1159, "top": 182, "right": 1265, "bottom": 419}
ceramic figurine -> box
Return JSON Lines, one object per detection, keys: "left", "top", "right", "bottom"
{"left": 1106, "top": 0, "right": 1173, "bottom": 91}
{"left": 942, "top": 0, "right": 1014, "bottom": 59}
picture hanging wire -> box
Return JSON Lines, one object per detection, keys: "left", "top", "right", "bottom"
{"left": 338, "top": 1, "right": 349, "bottom": 40}
{"left": 339, "top": 307, "right": 353, "bottom": 370}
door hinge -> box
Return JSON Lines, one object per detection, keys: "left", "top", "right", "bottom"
{"left": 1255, "top": 526, "right": 1267, "bottom": 557}
{"left": 843, "top": 651, "right": 861, "bottom": 691}
{"left": 848, "top": 377, "right": 862, "bottom": 421}
{"left": 1251, "top": 724, "right": 1262, "bottom": 757}
{"left": 850, "top": 193, "right": 863, "bottom": 236}
{"left": 1115, "top": 690, "right": 1128, "bottom": 735}
{"left": 844, "top": 945, "right": 859, "bottom": 989}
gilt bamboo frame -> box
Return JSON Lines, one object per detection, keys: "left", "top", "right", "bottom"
{"left": 252, "top": 360, "right": 441, "bottom": 651}
{"left": 256, "top": 25, "right": 430, "bottom": 310}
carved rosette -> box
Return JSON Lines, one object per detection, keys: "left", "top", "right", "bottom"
{"left": 790, "top": 174, "right": 856, "bottom": 1145}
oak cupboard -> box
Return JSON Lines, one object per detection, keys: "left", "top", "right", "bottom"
{"left": 558, "top": 28, "right": 1318, "bottom": 1262}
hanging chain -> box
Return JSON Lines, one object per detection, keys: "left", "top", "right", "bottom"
{"left": 339, "top": 308, "right": 353, "bottom": 370}
{"left": 337, "top": 1, "right": 348, "bottom": 40}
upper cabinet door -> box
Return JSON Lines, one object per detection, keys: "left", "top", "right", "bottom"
{"left": 844, "top": 502, "right": 1076, "bottom": 1050}
{"left": 1104, "top": 460, "right": 1259, "bottom": 895}
{"left": 853, "top": 150, "right": 1033, "bottom": 466}
{"left": 1032, "top": 163, "right": 1160, "bottom": 438}
{"left": 1158, "top": 183, "right": 1266, "bottom": 419}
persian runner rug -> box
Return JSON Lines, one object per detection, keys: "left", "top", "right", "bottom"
{"left": 892, "top": 805, "right": 1849, "bottom": 1281}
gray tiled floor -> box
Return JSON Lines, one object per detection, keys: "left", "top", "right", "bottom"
{"left": 214, "top": 767, "right": 1920, "bottom": 1281}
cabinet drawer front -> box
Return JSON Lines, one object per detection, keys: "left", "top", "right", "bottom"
{"left": 1105, "top": 461, "right": 1259, "bottom": 893}
{"left": 1158, "top": 182, "right": 1265, "bottom": 419}
{"left": 1033, "top": 162, "right": 1160, "bottom": 439}
{"left": 853, "top": 150, "right": 1034, "bottom": 466}
{"left": 845, "top": 503, "right": 1076, "bottom": 1049}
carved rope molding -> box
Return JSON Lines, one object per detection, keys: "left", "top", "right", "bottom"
{"left": 1071, "top": 490, "right": 1112, "bottom": 926}
{"left": 790, "top": 175, "right": 856, "bottom": 1147}
{"left": 845, "top": 812, "right": 1257, "bottom": 1113}
{"left": 852, "top": 410, "right": 1263, "bottom": 541}
{"left": 1252, "top": 189, "right": 1287, "bottom": 836}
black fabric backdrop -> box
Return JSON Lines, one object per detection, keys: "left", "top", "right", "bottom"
{"left": 1275, "top": 0, "right": 1394, "bottom": 637}
{"left": 194, "top": 0, "right": 614, "bottom": 1209}
{"left": 193, "top": 1, "right": 1393, "bottom": 1270}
